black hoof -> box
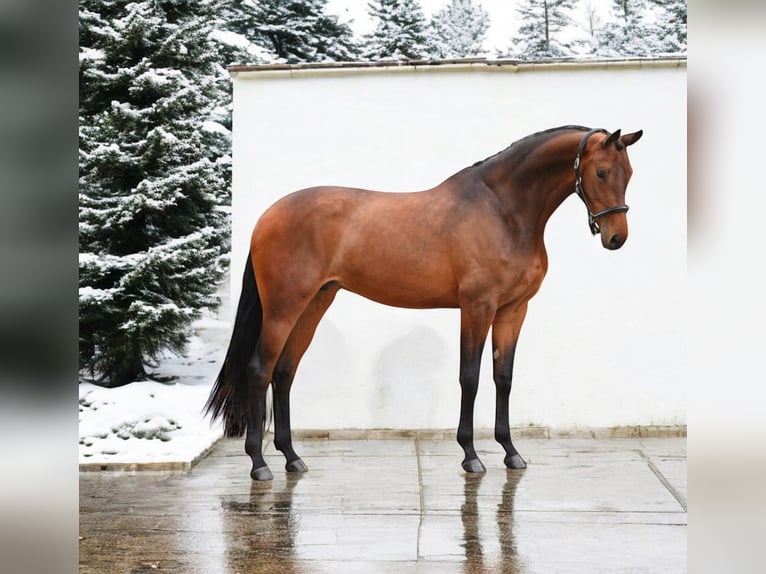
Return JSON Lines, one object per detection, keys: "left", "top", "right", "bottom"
{"left": 462, "top": 458, "right": 487, "bottom": 473}
{"left": 250, "top": 465, "right": 274, "bottom": 481}
{"left": 285, "top": 458, "right": 308, "bottom": 473}
{"left": 505, "top": 454, "right": 527, "bottom": 469}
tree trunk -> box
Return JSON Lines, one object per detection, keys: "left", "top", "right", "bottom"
{"left": 105, "top": 344, "right": 147, "bottom": 387}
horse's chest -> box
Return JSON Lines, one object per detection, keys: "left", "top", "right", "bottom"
{"left": 498, "top": 255, "right": 547, "bottom": 305}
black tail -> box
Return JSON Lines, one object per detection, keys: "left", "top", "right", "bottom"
{"left": 204, "top": 254, "right": 262, "bottom": 437}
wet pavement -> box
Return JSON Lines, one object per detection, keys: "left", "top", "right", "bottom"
{"left": 79, "top": 436, "right": 687, "bottom": 573}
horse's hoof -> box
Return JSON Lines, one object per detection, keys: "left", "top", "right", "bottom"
{"left": 285, "top": 458, "right": 308, "bottom": 473}
{"left": 505, "top": 454, "right": 527, "bottom": 469}
{"left": 462, "top": 458, "right": 487, "bottom": 473}
{"left": 251, "top": 465, "right": 274, "bottom": 481}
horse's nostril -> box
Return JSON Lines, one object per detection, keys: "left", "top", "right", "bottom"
{"left": 609, "top": 234, "right": 621, "bottom": 248}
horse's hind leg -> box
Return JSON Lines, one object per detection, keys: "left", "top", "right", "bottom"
{"left": 272, "top": 285, "right": 339, "bottom": 473}
{"left": 244, "top": 317, "right": 295, "bottom": 481}
{"left": 491, "top": 304, "right": 529, "bottom": 469}
{"left": 244, "top": 350, "right": 272, "bottom": 481}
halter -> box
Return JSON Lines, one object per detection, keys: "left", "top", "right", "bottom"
{"left": 574, "top": 129, "right": 629, "bottom": 235}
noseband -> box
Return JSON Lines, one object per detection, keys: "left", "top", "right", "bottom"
{"left": 574, "top": 129, "right": 629, "bottom": 235}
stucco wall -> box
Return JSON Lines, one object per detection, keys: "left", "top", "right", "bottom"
{"left": 229, "top": 59, "right": 686, "bottom": 431}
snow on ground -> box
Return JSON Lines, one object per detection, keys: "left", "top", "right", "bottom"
{"left": 79, "top": 279, "right": 232, "bottom": 466}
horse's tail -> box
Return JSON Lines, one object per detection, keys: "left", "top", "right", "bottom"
{"left": 204, "top": 253, "right": 262, "bottom": 437}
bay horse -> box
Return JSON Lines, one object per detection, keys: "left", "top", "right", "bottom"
{"left": 206, "top": 125, "right": 643, "bottom": 480}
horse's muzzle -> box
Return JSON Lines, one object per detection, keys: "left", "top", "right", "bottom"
{"left": 604, "top": 233, "right": 626, "bottom": 250}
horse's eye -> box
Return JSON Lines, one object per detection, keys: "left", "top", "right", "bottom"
{"left": 596, "top": 169, "right": 606, "bottom": 180}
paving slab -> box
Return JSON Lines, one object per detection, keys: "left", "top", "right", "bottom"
{"left": 80, "top": 436, "right": 686, "bottom": 573}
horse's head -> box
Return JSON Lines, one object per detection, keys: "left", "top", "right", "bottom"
{"left": 577, "top": 129, "right": 643, "bottom": 250}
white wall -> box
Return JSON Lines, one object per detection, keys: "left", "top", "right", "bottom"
{"left": 230, "top": 60, "right": 686, "bottom": 431}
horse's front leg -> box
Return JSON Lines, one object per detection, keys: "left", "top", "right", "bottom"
{"left": 457, "top": 301, "right": 495, "bottom": 473}
{"left": 492, "top": 303, "right": 528, "bottom": 469}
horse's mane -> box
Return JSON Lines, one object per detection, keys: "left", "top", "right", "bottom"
{"left": 471, "top": 125, "right": 591, "bottom": 168}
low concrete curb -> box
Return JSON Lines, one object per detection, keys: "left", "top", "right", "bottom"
{"left": 78, "top": 425, "right": 686, "bottom": 472}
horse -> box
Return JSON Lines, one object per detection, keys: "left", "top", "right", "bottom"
{"left": 205, "top": 125, "right": 643, "bottom": 481}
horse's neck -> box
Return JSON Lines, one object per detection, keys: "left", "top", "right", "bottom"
{"left": 481, "top": 134, "right": 580, "bottom": 239}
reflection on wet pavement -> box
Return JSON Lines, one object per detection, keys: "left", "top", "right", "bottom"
{"left": 80, "top": 437, "right": 687, "bottom": 573}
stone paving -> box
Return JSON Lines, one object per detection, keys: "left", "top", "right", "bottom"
{"left": 79, "top": 436, "right": 687, "bottom": 573}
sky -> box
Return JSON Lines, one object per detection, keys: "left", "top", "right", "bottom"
{"left": 326, "top": 0, "right": 616, "bottom": 54}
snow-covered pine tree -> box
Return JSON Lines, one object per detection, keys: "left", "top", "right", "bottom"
{"left": 651, "top": 0, "right": 686, "bottom": 54}
{"left": 231, "top": 0, "right": 359, "bottom": 63}
{"left": 213, "top": 0, "right": 274, "bottom": 66}
{"left": 363, "top": 0, "right": 432, "bottom": 60}
{"left": 428, "top": 0, "right": 490, "bottom": 59}
{"left": 596, "top": 0, "right": 663, "bottom": 57}
{"left": 509, "top": 0, "right": 578, "bottom": 60}
{"left": 79, "top": 0, "right": 232, "bottom": 386}
{"left": 579, "top": 0, "right": 604, "bottom": 55}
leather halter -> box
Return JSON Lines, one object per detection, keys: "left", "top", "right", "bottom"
{"left": 574, "top": 129, "right": 629, "bottom": 235}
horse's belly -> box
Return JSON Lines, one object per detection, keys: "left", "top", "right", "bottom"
{"left": 339, "top": 260, "right": 459, "bottom": 309}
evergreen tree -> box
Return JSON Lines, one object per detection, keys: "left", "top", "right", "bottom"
{"left": 429, "top": 0, "right": 490, "bottom": 59}
{"left": 579, "top": 0, "right": 604, "bottom": 55}
{"left": 595, "top": 0, "right": 662, "bottom": 57}
{"left": 79, "top": 0, "right": 232, "bottom": 386}
{"left": 363, "top": 0, "right": 432, "bottom": 60}
{"left": 651, "top": 0, "right": 686, "bottom": 54}
{"left": 509, "top": 0, "right": 578, "bottom": 59}
{"left": 230, "top": 0, "right": 359, "bottom": 63}
{"left": 213, "top": 0, "right": 274, "bottom": 65}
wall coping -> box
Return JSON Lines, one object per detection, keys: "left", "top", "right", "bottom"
{"left": 229, "top": 56, "right": 687, "bottom": 79}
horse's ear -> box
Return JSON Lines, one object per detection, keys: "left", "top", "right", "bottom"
{"left": 603, "top": 129, "right": 622, "bottom": 147}
{"left": 621, "top": 130, "right": 643, "bottom": 147}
